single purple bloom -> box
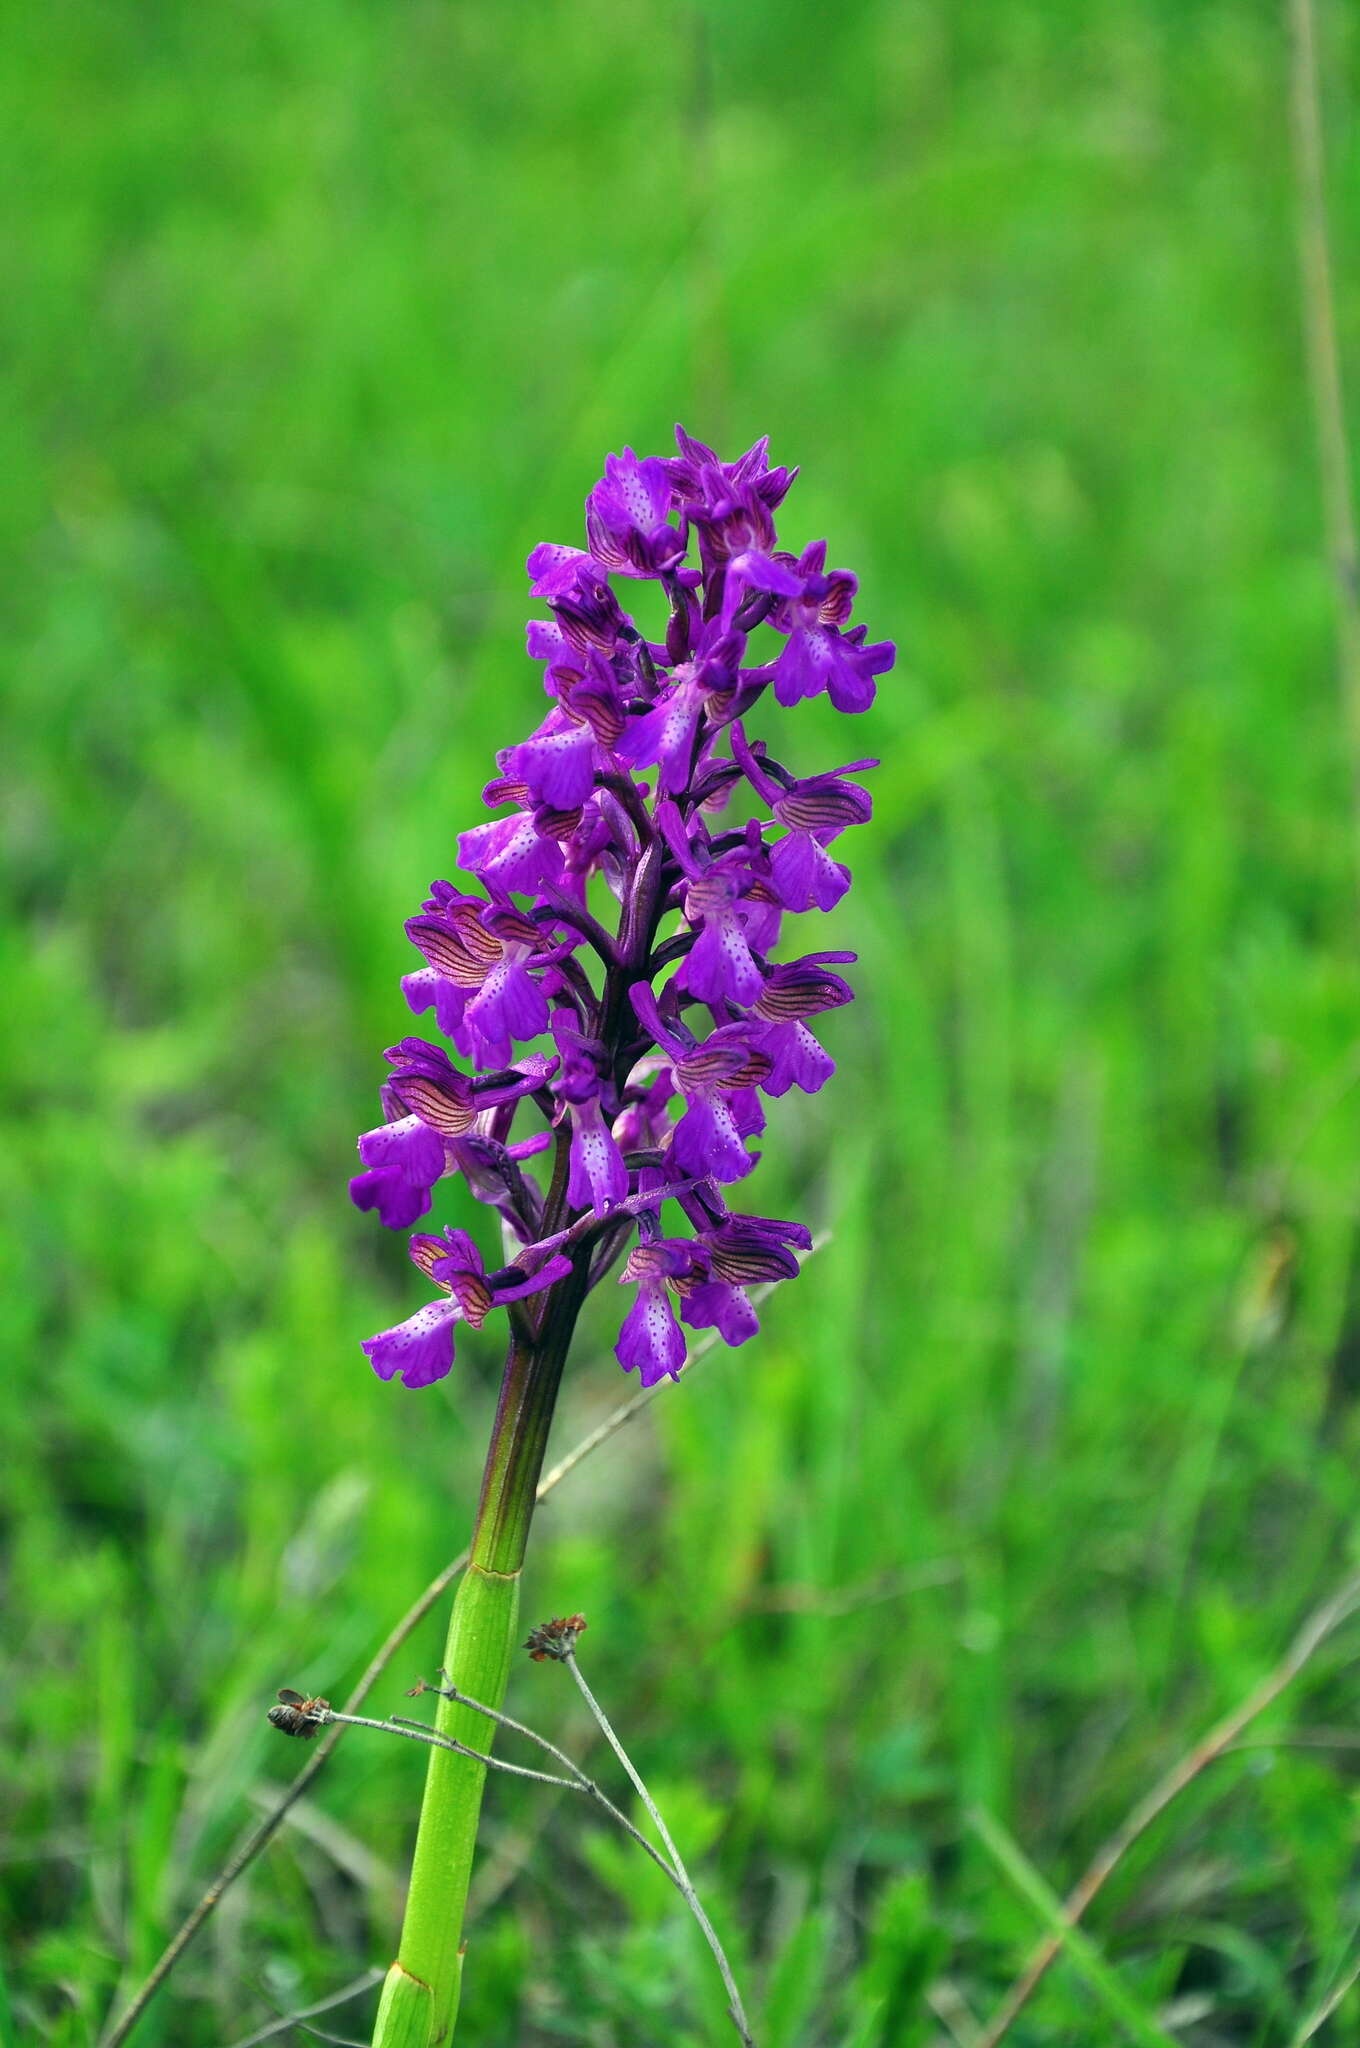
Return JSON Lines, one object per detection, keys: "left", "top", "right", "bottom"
{"left": 405, "top": 898, "right": 556, "bottom": 1067}
{"left": 751, "top": 955, "right": 855, "bottom": 1097}
{"left": 384, "top": 1036, "right": 558, "bottom": 1133}
{"left": 350, "top": 1113, "right": 446, "bottom": 1230}
{"left": 586, "top": 448, "right": 686, "bottom": 578}
{"left": 729, "top": 730, "right": 875, "bottom": 914}
{"left": 361, "top": 1228, "right": 571, "bottom": 1390}
{"left": 351, "top": 1043, "right": 559, "bottom": 1228}
{"left": 678, "top": 1208, "right": 809, "bottom": 1346}
{"left": 676, "top": 866, "right": 765, "bottom": 1007}
{"left": 527, "top": 546, "right": 628, "bottom": 653}
{"left": 458, "top": 810, "right": 566, "bottom": 898}
{"left": 420, "top": 1225, "right": 571, "bottom": 1325}
{"left": 503, "top": 708, "right": 599, "bottom": 811}
{"left": 630, "top": 984, "right": 771, "bottom": 1184}
{"left": 615, "top": 1237, "right": 704, "bottom": 1386}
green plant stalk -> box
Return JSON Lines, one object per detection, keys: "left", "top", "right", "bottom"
{"left": 372, "top": 1238, "right": 591, "bottom": 2048}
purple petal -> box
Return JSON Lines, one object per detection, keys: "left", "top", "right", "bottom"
{"left": 428, "top": 1226, "right": 485, "bottom": 1277}
{"left": 465, "top": 957, "right": 550, "bottom": 1064}
{"left": 527, "top": 544, "right": 604, "bottom": 598}
{"left": 458, "top": 814, "right": 565, "bottom": 896}
{"left": 350, "top": 1114, "right": 446, "bottom": 1228}
{"left": 758, "top": 1020, "right": 835, "bottom": 1097}
{"left": 771, "top": 624, "right": 832, "bottom": 707}
{"left": 679, "top": 910, "right": 765, "bottom": 1006}
{"left": 506, "top": 716, "right": 597, "bottom": 809}
{"left": 680, "top": 1280, "right": 759, "bottom": 1346}
{"left": 527, "top": 617, "right": 571, "bottom": 666}
{"left": 402, "top": 968, "right": 472, "bottom": 1053}
{"left": 824, "top": 629, "right": 895, "bottom": 715}
{"left": 567, "top": 1098, "right": 630, "bottom": 1213}
{"left": 349, "top": 1168, "right": 432, "bottom": 1230}
{"left": 728, "top": 548, "right": 802, "bottom": 600}
{"left": 770, "top": 832, "right": 851, "bottom": 913}
{"left": 671, "top": 1092, "right": 755, "bottom": 1184}
{"left": 615, "top": 1281, "right": 686, "bottom": 1386}
{"left": 595, "top": 449, "right": 671, "bottom": 531}
{"left": 362, "top": 1298, "right": 459, "bottom": 1389}
{"left": 614, "top": 686, "right": 703, "bottom": 795}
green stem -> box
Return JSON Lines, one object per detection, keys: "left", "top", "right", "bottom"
{"left": 372, "top": 1238, "right": 591, "bottom": 2048}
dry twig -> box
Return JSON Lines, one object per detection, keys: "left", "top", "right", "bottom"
{"left": 222, "top": 1967, "right": 383, "bottom": 2048}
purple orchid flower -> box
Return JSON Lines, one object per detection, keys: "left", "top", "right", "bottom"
{"left": 404, "top": 894, "right": 562, "bottom": 1067}
{"left": 586, "top": 448, "right": 687, "bottom": 578}
{"left": 751, "top": 956, "right": 856, "bottom": 1096}
{"left": 362, "top": 1229, "right": 571, "bottom": 1390}
{"left": 350, "top": 1046, "right": 558, "bottom": 1228}
{"left": 615, "top": 1235, "right": 706, "bottom": 1386}
{"left": 627, "top": 983, "right": 771, "bottom": 1184}
{"left": 679, "top": 1208, "right": 812, "bottom": 1345}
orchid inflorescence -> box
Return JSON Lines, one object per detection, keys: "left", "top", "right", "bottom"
{"left": 352, "top": 427, "right": 893, "bottom": 1391}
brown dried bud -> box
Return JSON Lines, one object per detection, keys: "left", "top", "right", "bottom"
{"left": 523, "top": 1613, "right": 588, "bottom": 1662}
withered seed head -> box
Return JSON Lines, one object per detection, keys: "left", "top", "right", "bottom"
{"left": 523, "top": 1613, "right": 588, "bottom": 1662}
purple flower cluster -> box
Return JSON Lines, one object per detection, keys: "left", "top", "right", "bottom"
{"left": 354, "top": 428, "right": 892, "bottom": 1391}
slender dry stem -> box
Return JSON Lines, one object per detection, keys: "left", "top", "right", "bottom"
{"left": 404, "top": 1680, "right": 681, "bottom": 1886}
{"left": 974, "top": 1569, "right": 1360, "bottom": 2046}
{"left": 565, "top": 1649, "right": 755, "bottom": 2048}
{"left": 223, "top": 1968, "right": 384, "bottom": 2048}
{"left": 323, "top": 1708, "right": 582, "bottom": 1793}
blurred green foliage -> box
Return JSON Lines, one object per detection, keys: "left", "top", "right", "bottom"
{"left": 5, "top": 0, "right": 1360, "bottom": 2041}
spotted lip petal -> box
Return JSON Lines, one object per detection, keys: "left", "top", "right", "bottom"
{"left": 362, "top": 1298, "right": 460, "bottom": 1389}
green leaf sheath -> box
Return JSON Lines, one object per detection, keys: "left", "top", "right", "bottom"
{"left": 371, "top": 1963, "right": 436, "bottom": 2048}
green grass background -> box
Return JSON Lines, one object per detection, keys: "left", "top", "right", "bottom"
{"left": 6, "top": 1, "right": 1360, "bottom": 2041}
